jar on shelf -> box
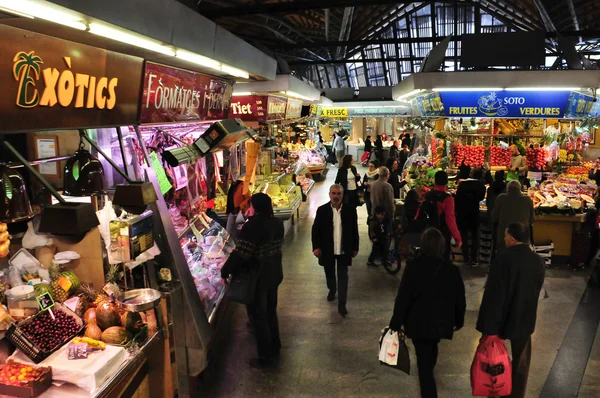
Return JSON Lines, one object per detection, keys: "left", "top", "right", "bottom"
{"left": 6, "top": 285, "right": 38, "bottom": 321}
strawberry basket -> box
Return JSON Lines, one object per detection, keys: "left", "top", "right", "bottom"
{"left": 6, "top": 303, "right": 84, "bottom": 364}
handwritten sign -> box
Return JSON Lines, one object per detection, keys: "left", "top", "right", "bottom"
{"left": 36, "top": 292, "right": 55, "bottom": 311}
{"left": 148, "top": 152, "right": 173, "bottom": 195}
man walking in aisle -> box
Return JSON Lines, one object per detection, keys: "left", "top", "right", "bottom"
{"left": 370, "top": 166, "right": 395, "bottom": 219}
{"left": 492, "top": 180, "right": 534, "bottom": 255}
{"left": 477, "top": 223, "right": 545, "bottom": 398}
{"left": 312, "top": 184, "right": 359, "bottom": 317}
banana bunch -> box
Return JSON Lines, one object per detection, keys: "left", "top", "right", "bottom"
{"left": 0, "top": 223, "right": 11, "bottom": 259}
{"left": 72, "top": 337, "right": 106, "bottom": 350}
{"left": 559, "top": 149, "right": 567, "bottom": 163}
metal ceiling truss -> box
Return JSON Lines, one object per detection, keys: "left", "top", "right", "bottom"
{"left": 198, "top": 0, "right": 455, "bottom": 18}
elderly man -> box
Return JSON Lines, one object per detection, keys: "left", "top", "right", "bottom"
{"left": 477, "top": 223, "right": 545, "bottom": 398}
{"left": 492, "top": 180, "right": 534, "bottom": 255}
{"left": 370, "top": 166, "right": 395, "bottom": 221}
{"left": 311, "top": 184, "right": 359, "bottom": 317}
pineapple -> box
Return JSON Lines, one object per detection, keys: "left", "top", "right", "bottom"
{"left": 49, "top": 262, "right": 68, "bottom": 302}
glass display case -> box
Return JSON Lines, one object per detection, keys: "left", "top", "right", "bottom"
{"left": 178, "top": 212, "right": 234, "bottom": 323}
{"left": 292, "top": 162, "right": 315, "bottom": 195}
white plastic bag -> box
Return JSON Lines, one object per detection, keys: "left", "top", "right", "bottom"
{"left": 96, "top": 197, "right": 119, "bottom": 265}
{"left": 22, "top": 221, "right": 53, "bottom": 249}
{"left": 378, "top": 329, "right": 399, "bottom": 366}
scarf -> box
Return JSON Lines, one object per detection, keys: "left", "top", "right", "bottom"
{"left": 366, "top": 169, "right": 379, "bottom": 179}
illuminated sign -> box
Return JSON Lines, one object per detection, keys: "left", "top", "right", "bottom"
{"left": 322, "top": 108, "right": 348, "bottom": 117}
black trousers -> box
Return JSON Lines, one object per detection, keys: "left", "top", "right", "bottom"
{"left": 246, "top": 287, "right": 281, "bottom": 360}
{"left": 368, "top": 238, "right": 388, "bottom": 264}
{"left": 459, "top": 222, "right": 479, "bottom": 263}
{"left": 501, "top": 336, "right": 532, "bottom": 398}
{"left": 324, "top": 256, "right": 349, "bottom": 309}
{"left": 413, "top": 338, "right": 441, "bottom": 398}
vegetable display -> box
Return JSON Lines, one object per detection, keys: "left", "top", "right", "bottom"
{"left": 526, "top": 147, "right": 546, "bottom": 171}
{"left": 489, "top": 146, "right": 510, "bottom": 167}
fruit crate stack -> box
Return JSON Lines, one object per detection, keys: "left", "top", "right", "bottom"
{"left": 479, "top": 224, "right": 493, "bottom": 265}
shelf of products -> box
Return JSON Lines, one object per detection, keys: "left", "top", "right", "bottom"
{"left": 178, "top": 213, "right": 234, "bottom": 322}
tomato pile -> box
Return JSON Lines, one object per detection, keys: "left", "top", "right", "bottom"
{"left": 526, "top": 147, "right": 546, "bottom": 171}
{"left": 452, "top": 144, "right": 485, "bottom": 167}
{"left": 0, "top": 362, "right": 47, "bottom": 386}
{"left": 566, "top": 165, "right": 588, "bottom": 175}
{"left": 489, "top": 146, "right": 510, "bottom": 167}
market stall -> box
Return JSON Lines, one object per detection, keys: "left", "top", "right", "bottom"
{"left": 393, "top": 72, "right": 600, "bottom": 266}
{"left": 0, "top": 24, "right": 172, "bottom": 397}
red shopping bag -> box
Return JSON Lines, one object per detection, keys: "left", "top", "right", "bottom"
{"left": 471, "top": 335, "right": 512, "bottom": 396}
{"left": 360, "top": 151, "right": 371, "bottom": 163}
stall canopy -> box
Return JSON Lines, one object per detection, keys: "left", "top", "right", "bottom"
{"left": 393, "top": 71, "right": 600, "bottom": 119}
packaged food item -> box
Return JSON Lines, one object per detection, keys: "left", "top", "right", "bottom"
{"left": 6, "top": 286, "right": 38, "bottom": 322}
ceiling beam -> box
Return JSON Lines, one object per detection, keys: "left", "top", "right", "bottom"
{"left": 275, "top": 30, "right": 600, "bottom": 50}
{"left": 198, "top": 0, "right": 456, "bottom": 18}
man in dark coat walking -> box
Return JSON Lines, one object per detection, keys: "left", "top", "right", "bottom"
{"left": 477, "top": 223, "right": 545, "bottom": 398}
{"left": 312, "top": 184, "right": 359, "bottom": 317}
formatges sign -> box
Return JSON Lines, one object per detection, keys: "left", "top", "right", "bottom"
{"left": 1, "top": 24, "right": 143, "bottom": 132}
{"left": 322, "top": 108, "right": 348, "bottom": 118}
{"left": 140, "top": 62, "right": 233, "bottom": 124}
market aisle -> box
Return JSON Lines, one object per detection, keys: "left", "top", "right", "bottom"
{"left": 197, "top": 166, "right": 592, "bottom": 398}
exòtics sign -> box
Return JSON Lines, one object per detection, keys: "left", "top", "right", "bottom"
{"left": 230, "top": 95, "right": 268, "bottom": 121}
{"left": 140, "top": 62, "right": 233, "bottom": 124}
{"left": 266, "top": 95, "right": 287, "bottom": 120}
{"left": 1, "top": 24, "right": 143, "bottom": 132}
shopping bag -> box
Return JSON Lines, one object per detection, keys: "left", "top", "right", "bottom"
{"left": 327, "top": 151, "right": 337, "bottom": 164}
{"left": 225, "top": 267, "right": 259, "bottom": 305}
{"left": 378, "top": 327, "right": 410, "bottom": 374}
{"left": 471, "top": 335, "right": 512, "bottom": 396}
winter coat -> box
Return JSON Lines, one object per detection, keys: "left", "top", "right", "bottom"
{"left": 476, "top": 244, "right": 545, "bottom": 339}
{"left": 311, "top": 203, "right": 359, "bottom": 267}
{"left": 389, "top": 255, "right": 466, "bottom": 340}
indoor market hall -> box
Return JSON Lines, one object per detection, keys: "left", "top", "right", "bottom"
{"left": 1, "top": 0, "right": 600, "bottom": 397}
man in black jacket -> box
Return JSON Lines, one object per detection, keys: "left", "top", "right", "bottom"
{"left": 476, "top": 223, "right": 545, "bottom": 398}
{"left": 455, "top": 167, "right": 487, "bottom": 267}
{"left": 312, "top": 184, "right": 359, "bottom": 317}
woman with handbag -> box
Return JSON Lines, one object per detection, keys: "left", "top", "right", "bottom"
{"left": 389, "top": 228, "right": 466, "bottom": 398}
{"left": 335, "top": 154, "right": 361, "bottom": 206}
{"left": 221, "top": 193, "right": 285, "bottom": 369}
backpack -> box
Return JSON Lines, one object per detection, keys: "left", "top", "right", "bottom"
{"left": 414, "top": 190, "right": 450, "bottom": 233}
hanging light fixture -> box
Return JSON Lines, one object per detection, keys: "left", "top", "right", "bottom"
{"left": 1, "top": 141, "right": 99, "bottom": 240}
{"left": 0, "top": 163, "right": 33, "bottom": 223}
{"left": 78, "top": 130, "right": 158, "bottom": 214}
{"left": 63, "top": 135, "right": 106, "bottom": 197}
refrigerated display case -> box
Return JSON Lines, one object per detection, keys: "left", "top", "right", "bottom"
{"left": 178, "top": 212, "right": 234, "bottom": 323}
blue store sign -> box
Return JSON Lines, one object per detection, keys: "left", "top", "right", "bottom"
{"left": 564, "top": 92, "right": 599, "bottom": 118}
{"left": 438, "top": 90, "right": 571, "bottom": 118}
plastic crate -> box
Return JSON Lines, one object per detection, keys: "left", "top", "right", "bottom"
{"left": 6, "top": 303, "right": 84, "bottom": 364}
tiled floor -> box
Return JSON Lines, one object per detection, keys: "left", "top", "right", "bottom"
{"left": 198, "top": 165, "right": 593, "bottom": 398}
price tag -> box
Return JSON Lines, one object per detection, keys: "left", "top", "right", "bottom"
{"left": 36, "top": 293, "right": 55, "bottom": 312}
{"left": 148, "top": 152, "right": 173, "bottom": 195}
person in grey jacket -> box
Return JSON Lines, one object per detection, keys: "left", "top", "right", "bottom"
{"left": 492, "top": 181, "right": 534, "bottom": 254}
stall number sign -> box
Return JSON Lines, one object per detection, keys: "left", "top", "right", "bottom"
{"left": 13, "top": 53, "right": 119, "bottom": 110}
{"left": 37, "top": 292, "right": 55, "bottom": 311}
{"left": 322, "top": 108, "right": 348, "bottom": 117}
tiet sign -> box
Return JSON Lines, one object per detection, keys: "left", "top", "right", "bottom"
{"left": 14, "top": 52, "right": 119, "bottom": 110}
{"left": 230, "top": 95, "right": 268, "bottom": 121}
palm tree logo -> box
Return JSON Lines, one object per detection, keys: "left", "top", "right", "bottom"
{"left": 13, "top": 51, "right": 43, "bottom": 108}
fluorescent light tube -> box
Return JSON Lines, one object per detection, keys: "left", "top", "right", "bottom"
{"left": 176, "top": 50, "right": 221, "bottom": 70}
{"left": 221, "top": 64, "right": 250, "bottom": 79}
{"left": 232, "top": 92, "right": 253, "bottom": 96}
{"left": 396, "top": 89, "right": 424, "bottom": 100}
{"left": 284, "top": 91, "right": 315, "bottom": 101}
{"left": 0, "top": 0, "right": 86, "bottom": 30}
{"left": 505, "top": 87, "right": 581, "bottom": 91}
{"left": 89, "top": 23, "right": 175, "bottom": 56}
{"left": 433, "top": 88, "right": 503, "bottom": 92}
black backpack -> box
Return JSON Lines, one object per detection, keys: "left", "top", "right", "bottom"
{"left": 414, "top": 190, "right": 450, "bottom": 232}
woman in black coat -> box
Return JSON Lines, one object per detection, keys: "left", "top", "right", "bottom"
{"left": 374, "top": 135, "right": 384, "bottom": 165}
{"left": 386, "top": 158, "right": 407, "bottom": 199}
{"left": 389, "top": 228, "right": 466, "bottom": 398}
{"left": 221, "top": 193, "right": 285, "bottom": 369}
{"left": 335, "top": 154, "right": 361, "bottom": 206}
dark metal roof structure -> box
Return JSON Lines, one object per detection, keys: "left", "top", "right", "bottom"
{"left": 194, "top": 0, "right": 600, "bottom": 88}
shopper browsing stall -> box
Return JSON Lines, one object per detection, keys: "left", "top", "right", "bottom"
{"left": 333, "top": 133, "right": 346, "bottom": 166}
{"left": 455, "top": 168, "right": 486, "bottom": 267}
{"left": 492, "top": 181, "right": 534, "bottom": 255}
